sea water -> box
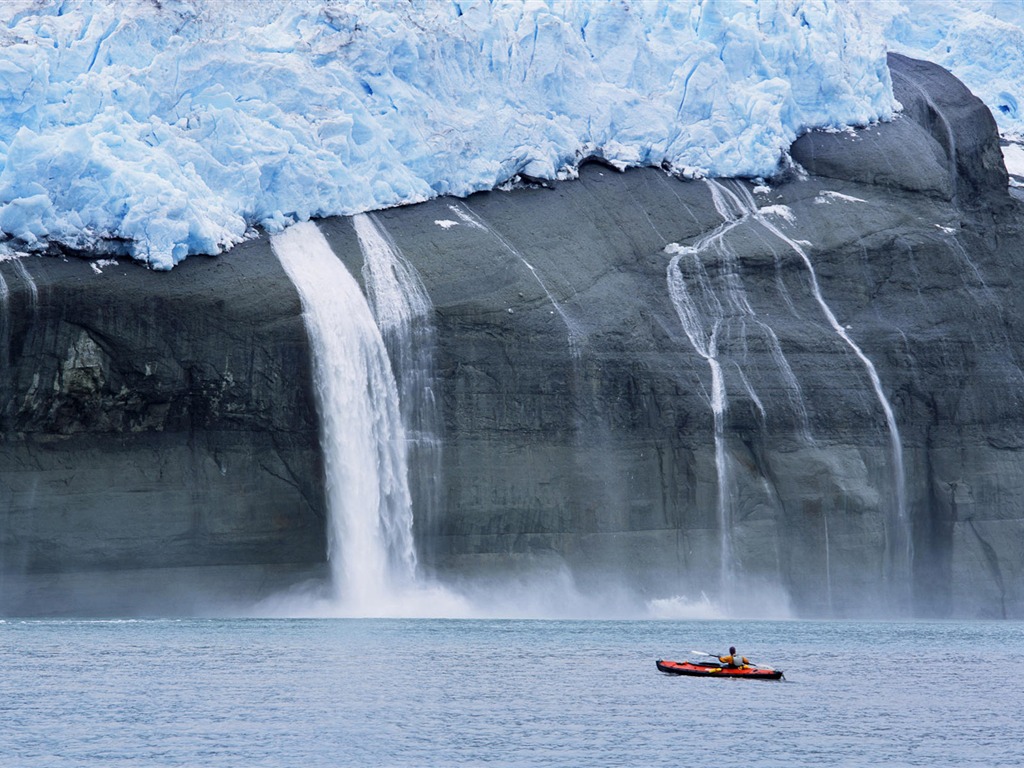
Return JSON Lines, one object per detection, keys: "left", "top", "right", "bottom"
{"left": 2, "top": 619, "right": 1021, "bottom": 767}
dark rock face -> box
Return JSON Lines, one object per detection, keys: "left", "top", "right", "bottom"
{"left": 792, "top": 54, "right": 1009, "bottom": 205}
{"left": 0, "top": 242, "right": 327, "bottom": 614}
{"left": 2, "top": 55, "right": 1023, "bottom": 617}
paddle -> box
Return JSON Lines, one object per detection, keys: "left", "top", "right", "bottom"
{"left": 690, "top": 649, "right": 773, "bottom": 671}
{"left": 690, "top": 650, "right": 737, "bottom": 663}
{"left": 687, "top": 650, "right": 725, "bottom": 668}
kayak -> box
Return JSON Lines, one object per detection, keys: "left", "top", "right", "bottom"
{"left": 656, "top": 659, "right": 784, "bottom": 680}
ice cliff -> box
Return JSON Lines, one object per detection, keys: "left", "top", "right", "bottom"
{"left": 0, "top": 0, "right": 897, "bottom": 268}
{"left": 2, "top": 0, "right": 1023, "bottom": 271}
{"left": 881, "top": 0, "right": 1024, "bottom": 139}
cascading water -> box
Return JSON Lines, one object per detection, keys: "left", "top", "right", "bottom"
{"left": 665, "top": 179, "right": 811, "bottom": 596}
{"left": 11, "top": 258, "right": 38, "bottom": 312}
{"left": 0, "top": 270, "right": 8, "bottom": 373}
{"left": 270, "top": 220, "right": 417, "bottom": 613}
{"left": 892, "top": 68, "right": 960, "bottom": 205}
{"left": 938, "top": 232, "right": 992, "bottom": 298}
{"left": 353, "top": 213, "right": 432, "bottom": 335}
{"left": 666, "top": 244, "right": 732, "bottom": 591}
{"left": 447, "top": 202, "right": 585, "bottom": 355}
{"left": 1, "top": 258, "right": 36, "bottom": 387}
{"left": 705, "top": 181, "right": 812, "bottom": 438}
{"left": 666, "top": 178, "right": 910, "bottom": 610}
{"left": 352, "top": 212, "right": 443, "bottom": 560}
{"left": 751, "top": 197, "right": 911, "bottom": 600}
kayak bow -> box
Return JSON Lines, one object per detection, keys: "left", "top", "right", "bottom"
{"left": 656, "top": 659, "right": 784, "bottom": 680}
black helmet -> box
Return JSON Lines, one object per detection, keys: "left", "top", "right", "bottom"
{"left": 729, "top": 646, "right": 736, "bottom": 654}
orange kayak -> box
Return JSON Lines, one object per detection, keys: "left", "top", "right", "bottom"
{"left": 656, "top": 659, "right": 784, "bottom": 680}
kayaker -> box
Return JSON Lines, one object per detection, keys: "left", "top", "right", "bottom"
{"left": 718, "top": 646, "right": 749, "bottom": 668}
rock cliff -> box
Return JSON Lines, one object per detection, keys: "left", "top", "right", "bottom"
{"left": 2, "top": 55, "right": 1022, "bottom": 617}
{"left": 0, "top": 242, "right": 327, "bottom": 614}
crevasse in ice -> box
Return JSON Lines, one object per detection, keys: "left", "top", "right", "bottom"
{"left": 0, "top": 0, "right": 903, "bottom": 268}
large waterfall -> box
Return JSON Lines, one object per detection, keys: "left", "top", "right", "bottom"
{"left": 271, "top": 221, "right": 418, "bottom": 613}
{"left": 270, "top": 220, "right": 468, "bottom": 617}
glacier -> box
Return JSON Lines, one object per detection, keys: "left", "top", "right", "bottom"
{"left": 0, "top": 0, "right": 899, "bottom": 268}
{"left": 0, "top": 0, "right": 1021, "bottom": 270}
{"left": 880, "top": 0, "right": 1024, "bottom": 139}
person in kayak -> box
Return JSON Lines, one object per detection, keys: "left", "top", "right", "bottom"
{"left": 718, "top": 647, "right": 749, "bottom": 668}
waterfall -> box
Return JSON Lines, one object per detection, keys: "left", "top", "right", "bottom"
{"left": 353, "top": 213, "right": 431, "bottom": 333}
{"left": 270, "top": 221, "right": 417, "bottom": 611}
{"left": 823, "top": 508, "right": 834, "bottom": 614}
{"left": 666, "top": 178, "right": 910, "bottom": 608}
{"left": 706, "top": 181, "right": 812, "bottom": 437}
{"left": 751, "top": 194, "right": 911, "bottom": 600}
{"left": 666, "top": 246, "right": 732, "bottom": 590}
{"left": 892, "top": 68, "right": 960, "bottom": 205}
{"left": 0, "top": 271, "right": 8, "bottom": 376}
{"left": 1, "top": 258, "right": 36, "bottom": 385}
{"left": 665, "top": 179, "right": 811, "bottom": 593}
{"left": 448, "top": 202, "right": 585, "bottom": 355}
{"left": 352, "top": 212, "right": 443, "bottom": 558}
{"left": 11, "top": 258, "right": 38, "bottom": 312}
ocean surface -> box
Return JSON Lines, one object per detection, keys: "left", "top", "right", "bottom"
{"left": 2, "top": 618, "right": 1021, "bottom": 767}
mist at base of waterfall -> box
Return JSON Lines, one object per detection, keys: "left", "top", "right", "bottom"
{"left": 246, "top": 562, "right": 796, "bottom": 622}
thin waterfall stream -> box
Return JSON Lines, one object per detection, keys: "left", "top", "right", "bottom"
{"left": 665, "top": 179, "right": 810, "bottom": 598}
{"left": 352, "top": 212, "right": 444, "bottom": 560}
{"left": 0, "top": 271, "right": 8, "bottom": 379}
{"left": 751, "top": 197, "right": 911, "bottom": 596}
{"left": 447, "top": 202, "right": 585, "bottom": 355}
{"left": 11, "top": 258, "right": 38, "bottom": 312}
{"left": 665, "top": 246, "right": 732, "bottom": 592}
{"left": 666, "top": 179, "right": 911, "bottom": 608}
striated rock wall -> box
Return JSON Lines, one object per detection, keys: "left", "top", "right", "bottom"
{"left": 2, "top": 55, "right": 1023, "bottom": 617}
{"left": 0, "top": 242, "right": 327, "bottom": 614}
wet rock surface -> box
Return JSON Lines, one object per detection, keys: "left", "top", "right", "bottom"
{"left": 2, "top": 55, "right": 1022, "bottom": 617}
{"left": 0, "top": 241, "right": 327, "bottom": 614}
